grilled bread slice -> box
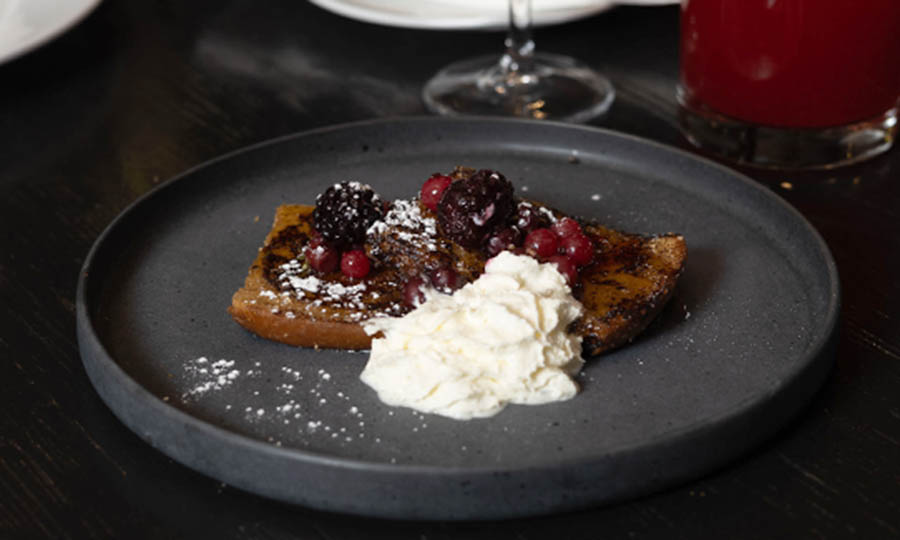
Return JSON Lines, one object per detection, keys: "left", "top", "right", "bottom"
{"left": 229, "top": 201, "right": 686, "bottom": 356}
{"left": 229, "top": 205, "right": 386, "bottom": 349}
{"left": 577, "top": 222, "right": 685, "bottom": 355}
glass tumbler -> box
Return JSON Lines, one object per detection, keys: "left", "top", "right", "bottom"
{"left": 678, "top": 0, "right": 900, "bottom": 168}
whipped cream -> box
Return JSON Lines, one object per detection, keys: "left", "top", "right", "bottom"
{"left": 360, "top": 252, "right": 584, "bottom": 420}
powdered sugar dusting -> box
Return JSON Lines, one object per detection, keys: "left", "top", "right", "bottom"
{"left": 537, "top": 205, "right": 558, "bottom": 223}
{"left": 274, "top": 258, "right": 372, "bottom": 317}
{"left": 178, "top": 357, "right": 375, "bottom": 448}
{"left": 176, "top": 351, "right": 458, "bottom": 460}
{"left": 182, "top": 357, "right": 242, "bottom": 399}
{"left": 367, "top": 198, "right": 439, "bottom": 252}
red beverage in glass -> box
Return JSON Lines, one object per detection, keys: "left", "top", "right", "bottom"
{"left": 680, "top": 0, "right": 900, "bottom": 129}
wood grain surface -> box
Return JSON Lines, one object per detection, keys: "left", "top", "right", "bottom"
{"left": 1, "top": 1, "right": 898, "bottom": 538}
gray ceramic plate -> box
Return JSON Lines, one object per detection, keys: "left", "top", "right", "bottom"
{"left": 76, "top": 117, "right": 839, "bottom": 520}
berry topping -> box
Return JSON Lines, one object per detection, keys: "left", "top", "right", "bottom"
{"left": 524, "top": 228, "right": 559, "bottom": 259}
{"left": 551, "top": 217, "right": 582, "bottom": 238}
{"left": 403, "top": 276, "right": 429, "bottom": 307}
{"left": 485, "top": 226, "right": 522, "bottom": 257}
{"left": 547, "top": 255, "right": 578, "bottom": 286}
{"left": 431, "top": 268, "right": 465, "bottom": 293}
{"left": 304, "top": 237, "right": 339, "bottom": 273}
{"left": 420, "top": 174, "right": 453, "bottom": 212}
{"left": 437, "top": 169, "right": 515, "bottom": 248}
{"left": 515, "top": 202, "right": 550, "bottom": 233}
{"left": 313, "top": 181, "right": 384, "bottom": 248}
{"left": 340, "top": 249, "right": 371, "bottom": 279}
{"left": 560, "top": 233, "right": 594, "bottom": 267}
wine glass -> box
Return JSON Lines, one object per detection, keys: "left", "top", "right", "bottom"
{"left": 422, "top": 0, "right": 615, "bottom": 123}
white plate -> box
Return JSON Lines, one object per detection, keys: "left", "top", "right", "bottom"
{"left": 308, "top": 0, "right": 676, "bottom": 30}
{"left": 0, "top": 0, "right": 102, "bottom": 65}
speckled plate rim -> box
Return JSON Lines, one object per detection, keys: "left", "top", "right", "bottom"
{"left": 76, "top": 116, "right": 839, "bottom": 519}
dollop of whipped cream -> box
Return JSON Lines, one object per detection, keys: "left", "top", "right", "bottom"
{"left": 360, "top": 252, "right": 584, "bottom": 420}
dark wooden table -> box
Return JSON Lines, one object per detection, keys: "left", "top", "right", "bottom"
{"left": 2, "top": 1, "right": 898, "bottom": 538}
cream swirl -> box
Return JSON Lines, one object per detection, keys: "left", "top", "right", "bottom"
{"left": 361, "top": 252, "right": 583, "bottom": 420}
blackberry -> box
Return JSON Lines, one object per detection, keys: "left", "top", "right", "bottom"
{"left": 437, "top": 169, "right": 515, "bottom": 248}
{"left": 313, "top": 181, "right": 384, "bottom": 247}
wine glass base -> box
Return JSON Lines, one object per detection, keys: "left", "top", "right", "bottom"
{"left": 423, "top": 53, "right": 615, "bottom": 123}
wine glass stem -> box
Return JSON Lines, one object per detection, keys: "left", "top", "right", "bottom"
{"left": 503, "top": 0, "right": 535, "bottom": 74}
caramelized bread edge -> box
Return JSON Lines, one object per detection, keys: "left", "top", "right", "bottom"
{"left": 582, "top": 233, "right": 687, "bottom": 356}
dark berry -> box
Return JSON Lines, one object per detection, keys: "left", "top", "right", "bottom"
{"left": 547, "top": 255, "right": 578, "bottom": 286}
{"left": 430, "top": 268, "right": 464, "bottom": 293}
{"left": 551, "top": 217, "right": 582, "bottom": 238}
{"left": 524, "top": 228, "right": 558, "bottom": 259}
{"left": 420, "top": 174, "right": 453, "bottom": 212}
{"left": 437, "top": 169, "right": 515, "bottom": 248}
{"left": 515, "top": 202, "right": 551, "bottom": 233}
{"left": 340, "top": 250, "right": 370, "bottom": 278}
{"left": 485, "top": 227, "right": 522, "bottom": 257}
{"left": 403, "top": 276, "right": 429, "bottom": 307}
{"left": 560, "top": 233, "right": 594, "bottom": 266}
{"left": 313, "top": 182, "right": 384, "bottom": 248}
{"left": 304, "top": 238, "right": 339, "bottom": 273}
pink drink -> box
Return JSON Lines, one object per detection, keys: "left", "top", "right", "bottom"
{"left": 680, "top": 0, "right": 900, "bottom": 128}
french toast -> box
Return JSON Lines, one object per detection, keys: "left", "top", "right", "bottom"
{"left": 229, "top": 170, "right": 686, "bottom": 356}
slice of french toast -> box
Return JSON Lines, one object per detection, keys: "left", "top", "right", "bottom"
{"left": 576, "top": 222, "right": 685, "bottom": 355}
{"left": 229, "top": 194, "right": 686, "bottom": 356}
{"left": 229, "top": 205, "right": 390, "bottom": 349}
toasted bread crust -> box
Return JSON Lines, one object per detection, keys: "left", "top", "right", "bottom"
{"left": 230, "top": 201, "right": 686, "bottom": 355}
{"left": 228, "top": 300, "right": 370, "bottom": 349}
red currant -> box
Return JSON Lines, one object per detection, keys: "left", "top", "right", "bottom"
{"left": 340, "top": 249, "right": 370, "bottom": 278}
{"left": 560, "top": 233, "right": 594, "bottom": 267}
{"left": 403, "top": 276, "right": 429, "bottom": 307}
{"left": 305, "top": 238, "right": 339, "bottom": 273}
{"left": 524, "top": 228, "right": 558, "bottom": 259}
{"left": 485, "top": 227, "right": 522, "bottom": 256}
{"left": 431, "top": 268, "right": 464, "bottom": 293}
{"left": 547, "top": 255, "right": 578, "bottom": 286}
{"left": 551, "top": 217, "right": 582, "bottom": 238}
{"left": 420, "top": 174, "right": 453, "bottom": 212}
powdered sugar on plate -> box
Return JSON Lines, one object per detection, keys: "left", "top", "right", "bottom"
{"left": 179, "top": 356, "right": 376, "bottom": 449}
{"left": 182, "top": 357, "right": 242, "bottom": 399}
